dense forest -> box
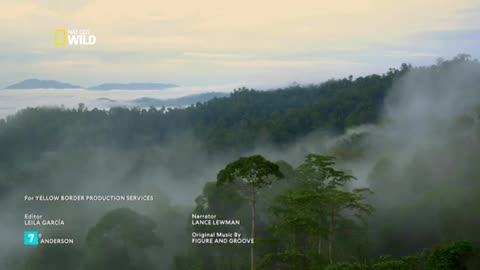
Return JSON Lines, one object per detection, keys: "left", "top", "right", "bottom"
{"left": 1, "top": 55, "right": 480, "bottom": 269}
{"left": 0, "top": 62, "right": 406, "bottom": 159}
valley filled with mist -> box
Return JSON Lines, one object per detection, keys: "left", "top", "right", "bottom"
{"left": 1, "top": 55, "right": 480, "bottom": 269}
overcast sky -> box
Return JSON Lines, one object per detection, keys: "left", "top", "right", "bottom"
{"left": 1, "top": 0, "right": 479, "bottom": 88}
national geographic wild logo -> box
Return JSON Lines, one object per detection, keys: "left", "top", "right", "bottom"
{"left": 54, "top": 29, "right": 96, "bottom": 46}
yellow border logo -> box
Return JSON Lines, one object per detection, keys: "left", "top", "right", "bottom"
{"left": 55, "top": 29, "right": 67, "bottom": 46}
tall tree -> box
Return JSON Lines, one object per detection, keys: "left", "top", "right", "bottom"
{"left": 296, "top": 154, "right": 373, "bottom": 262}
{"left": 217, "top": 155, "right": 284, "bottom": 270}
{"left": 83, "top": 208, "right": 163, "bottom": 270}
{"left": 266, "top": 154, "right": 373, "bottom": 268}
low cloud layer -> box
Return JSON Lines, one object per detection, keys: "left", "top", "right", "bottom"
{"left": 0, "top": 85, "right": 239, "bottom": 119}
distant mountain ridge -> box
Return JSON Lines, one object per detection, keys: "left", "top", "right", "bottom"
{"left": 88, "top": 82, "right": 177, "bottom": 90}
{"left": 94, "top": 92, "right": 229, "bottom": 108}
{"left": 4, "top": 79, "right": 81, "bottom": 89}
{"left": 130, "top": 92, "right": 229, "bottom": 107}
{"left": 3, "top": 79, "right": 177, "bottom": 90}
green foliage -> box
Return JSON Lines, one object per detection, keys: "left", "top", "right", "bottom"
{"left": 194, "top": 181, "right": 245, "bottom": 217}
{"left": 371, "top": 259, "right": 408, "bottom": 270}
{"left": 275, "top": 160, "right": 296, "bottom": 181}
{"left": 319, "top": 243, "right": 479, "bottom": 270}
{"left": 217, "top": 155, "right": 284, "bottom": 188}
{"left": 270, "top": 188, "right": 328, "bottom": 237}
{"left": 182, "top": 156, "right": 284, "bottom": 270}
{"left": 86, "top": 208, "right": 162, "bottom": 248}
{"left": 266, "top": 154, "right": 373, "bottom": 265}
{"left": 0, "top": 63, "right": 406, "bottom": 182}
{"left": 426, "top": 241, "right": 476, "bottom": 270}
{"left": 216, "top": 155, "right": 284, "bottom": 270}
{"left": 401, "top": 256, "right": 425, "bottom": 269}
{"left": 259, "top": 250, "right": 310, "bottom": 270}
{"left": 83, "top": 208, "right": 162, "bottom": 270}
{"left": 321, "top": 243, "right": 478, "bottom": 270}
{"left": 324, "top": 262, "right": 369, "bottom": 270}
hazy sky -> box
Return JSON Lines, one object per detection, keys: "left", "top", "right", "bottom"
{"left": 1, "top": 0, "right": 479, "bottom": 88}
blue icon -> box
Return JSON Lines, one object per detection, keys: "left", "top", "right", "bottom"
{"left": 24, "top": 231, "right": 39, "bottom": 246}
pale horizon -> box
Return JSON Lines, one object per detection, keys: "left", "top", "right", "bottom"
{"left": 1, "top": 0, "right": 480, "bottom": 88}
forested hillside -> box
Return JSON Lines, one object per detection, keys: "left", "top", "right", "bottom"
{"left": 0, "top": 63, "right": 407, "bottom": 154}
{"left": 2, "top": 55, "right": 480, "bottom": 270}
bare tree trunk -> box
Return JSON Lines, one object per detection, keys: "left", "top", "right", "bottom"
{"left": 318, "top": 217, "right": 322, "bottom": 255}
{"left": 328, "top": 209, "right": 335, "bottom": 263}
{"left": 251, "top": 189, "right": 256, "bottom": 270}
{"left": 318, "top": 237, "right": 322, "bottom": 255}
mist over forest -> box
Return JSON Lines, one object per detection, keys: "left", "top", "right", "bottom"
{"left": 1, "top": 55, "right": 480, "bottom": 269}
